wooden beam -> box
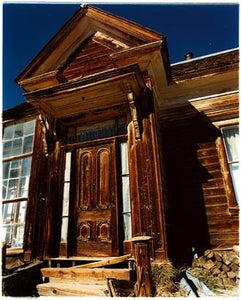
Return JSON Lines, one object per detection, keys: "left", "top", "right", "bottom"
{"left": 37, "top": 282, "right": 108, "bottom": 297}
{"left": 71, "top": 254, "right": 132, "bottom": 269}
{"left": 41, "top": 268, "right": 133, "bottom": 281}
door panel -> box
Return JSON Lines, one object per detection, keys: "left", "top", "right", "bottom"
{"left": 79, "top": 151, "right": 93, "bottom": 210}
{"left": 97, "top": 148, "right": 111, "bottom": 209}
{"left": 75, "top": 142, "right": 117, "bottom": 256}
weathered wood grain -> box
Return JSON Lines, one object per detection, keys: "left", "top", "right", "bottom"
{"left": 41, "top": 267, "right": 133, "bottom": 281}
{"left": 71, "top": 254, "right": 131, "bottom": 269}
{"left": 37, "top": 282, "right": 108, "bottom": 296}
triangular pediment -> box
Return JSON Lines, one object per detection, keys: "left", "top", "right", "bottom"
{"left": 62, "top": 31, "right": 130, "bottom": 81}
{"left": 16, "top": 5, "right": 165, "bottom": 89}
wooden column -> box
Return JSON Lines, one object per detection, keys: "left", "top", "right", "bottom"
{"left": 127, "top": 88, "right": 168, "bottom": 261}
{"left": 2, "top": 242, "right": 6, "bottom": 271}
{"left": 132, "top": 236, "right": 153, "bottom": 297}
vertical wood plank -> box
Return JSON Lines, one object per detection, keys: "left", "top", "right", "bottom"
{"left": 133, "top": 237, "right": 153, "bottom": 297}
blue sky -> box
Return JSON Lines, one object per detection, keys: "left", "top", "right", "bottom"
{"left": 3, "top": 2, "right": 239, "bottom": 110}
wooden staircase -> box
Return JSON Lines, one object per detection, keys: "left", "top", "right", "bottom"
{"left": 37, "top": 237, "right": 154, "bottom": 296}
{"left": 37, "top": 255, "right": 136, "bottom": 296}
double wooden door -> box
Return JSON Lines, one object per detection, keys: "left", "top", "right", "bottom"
{"left": 75, "top": 141, "right": 119, "bottom": 256}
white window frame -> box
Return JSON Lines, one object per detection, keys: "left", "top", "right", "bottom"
{"left": 120, "top": 141, "right": 132, "bottom": 241}
{"left": 221, "top": 125, "right": 240, "bottom": 205}
{"left": 2, "top": 118, "right": 35, "bottom": 249}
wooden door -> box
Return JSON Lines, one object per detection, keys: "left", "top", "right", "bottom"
{"left": 75, "top": 141, "right": 118, "bottom": 256}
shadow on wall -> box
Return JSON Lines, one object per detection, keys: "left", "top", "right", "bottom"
{"left": 161, "top": 103, "right": 221, "bottom": 267}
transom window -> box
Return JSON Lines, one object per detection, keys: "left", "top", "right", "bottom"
{"left": 67, "top": 118, "right": 127, "bottom": 143}
{"left": 2, "top": 119, "right": 35, "bottom": 249}
{"left": 222, "top": 125, "right": 240, "bottom": 204}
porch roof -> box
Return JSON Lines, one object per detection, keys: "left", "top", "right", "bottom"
{"left": 24, "top": 64, "right": 146, "bottom": 119}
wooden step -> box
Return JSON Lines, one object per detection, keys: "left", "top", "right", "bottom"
{"left": 37, "top": 281, "right": 108, "bottom": 296}
{"left": 70, "top": 254, "right": 132, "bottom": 269}
{"left": 41, "top": 267, "right": 135, "bottom": 282}
{"left": 45, "top": 255, "right": 133, "bottom": 268}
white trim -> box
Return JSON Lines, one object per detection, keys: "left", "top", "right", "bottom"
{"left": 171, "top": 48, "right": 239, "bottom": 66}
{"left": 188, "top": 90, "right": 239, "bottom": 103}
{"left": 213, "top": 119, "right": 239, "bottom": 129}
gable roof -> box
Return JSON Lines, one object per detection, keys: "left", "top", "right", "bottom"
{"left": 16, "top": 5, "right": 165, "bottom": 85}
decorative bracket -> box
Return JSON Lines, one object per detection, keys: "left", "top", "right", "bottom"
{"left": 39, "top": 113, "right": 57, "bottom": 156}
{"left": 127, "top": 91, "right": 141, "bottom": 140}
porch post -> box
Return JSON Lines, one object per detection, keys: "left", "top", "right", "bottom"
{"left": 132, "top": 236, "right": 154, "bottom": 297}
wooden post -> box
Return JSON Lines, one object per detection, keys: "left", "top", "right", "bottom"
{"left": 2, "top": 241, "right": 6, "bottom": 271}
{"left": 131, "top": 236, "right": 153, "bottom": 297}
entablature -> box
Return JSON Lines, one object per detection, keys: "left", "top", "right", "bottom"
{"left": 24, "top": 64, "right": 146, "bottom": 121}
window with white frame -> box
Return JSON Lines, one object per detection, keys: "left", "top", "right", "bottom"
{"left": 222, "top": 125, "right": 240, "bottom": 204}
{"left": 120, "top": 141, "right": 132, "bottom": 240}
{"left": 2, "top": 119, "right": 35, "bottom": 249}
{"left": 60, "top": 151, "right": 71, "bottom": 243}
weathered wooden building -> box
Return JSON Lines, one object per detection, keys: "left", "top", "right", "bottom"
{"left": 2, "top": 5, "right": 239, "bottom": 296}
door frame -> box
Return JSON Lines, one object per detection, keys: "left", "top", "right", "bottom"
{"left": 60, "top": 135, "right": 128, "bottom": 257}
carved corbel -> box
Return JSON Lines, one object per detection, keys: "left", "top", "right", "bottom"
{"left": 127, "top": 91, "right": 141, "bottom": 140}
{"left": 39, "top": 113, "right": 57, "bottom": 156}
{"left": 142, "top": 69, "right": 153, "bottom": 91}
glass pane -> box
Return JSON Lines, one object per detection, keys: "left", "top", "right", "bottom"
{"left": 10, "top": 168, "right": 19, "bottom": 178}
{"left": 2, "top": 158, "right": 32, "bottom": 200}
{"left": 69, "top": 119, "right": 126, "bottom": 143}
{"left": 11, "top": 223, "right": 25, "bottom": 248}
{"left": 67, "top": 127, "right": 76, "bottom": 143}
{"left": 230, "top": 163, "right": 240, "bottom": 204}
{"left": 2, "top": 224, "right": 12, "bottom": 247}
{"left": 8, "top": 179, "right": 19, "bottom": 189}
{"left": 2, "top": 180, "right": 7, "bottom": 199}
{"left": 14, "top": 123, "right": 24, "bottom": 138}
{"left": 7, "top": 179, "right": 19, "bottom": 199}
{"left": 3, "top": 141, "right": 12, "bottom": 158}
{"left": 122, "top": 176, "right": 131, "bottom": 212}
{"left": 23, "top": 135, "right": 33, "bottom": 153}
{"left": 76, "top": 120, "right": 115, "bottom": 142}
{"left": 19, "top": 201, "right": 27, "bottom": 223}
{"left": 61, "top": 217, "right": 69, "bottom": 242}
{"left": 223, "top": 126, "right": 239, "bottom": 163}
{"left": 3, "top": 162, "right": 10, "bottom": 179}
{"left": 120, "top": 142, "right": 129, "bottom": 175}
{"left": 21, "top": 157, "right": 32, "bottom": 176}
{"left": 24, "top": 119, "right": 35, "bottom": 136}
{"left": 123, "top": 213, "right": 132, "bottom": 240}
{"left": 12, "top": 139, "right": 23, "bottom": 156}
{"left": 117, "top": 118, "right": 127, "bottom": 135}
{"left": 3, "top": 125, "right": 14, "bottom": 140}
{"left": 2, "top": 202, "right": 14, "bottom": 223}
{"left": 64, "top": 152, "right": 71, "bottom": 181}
{"left": 20, "top": 177, "right": 29, "bottom": 197}
{"left": 12, "top": 160, "right": 20, "bottom": 168}
{"left": 2, "top": 201, "right": 27, "bottom": 248}
{"left": 62, "top": 183, "right": 70, "bottom": 216}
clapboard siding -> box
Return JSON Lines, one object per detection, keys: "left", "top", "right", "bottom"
{"left": 62, "top": 37, "right": 116, "bottom": 80}
{"left": 159, "top": 100, "right": 239, "bottom": 263}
